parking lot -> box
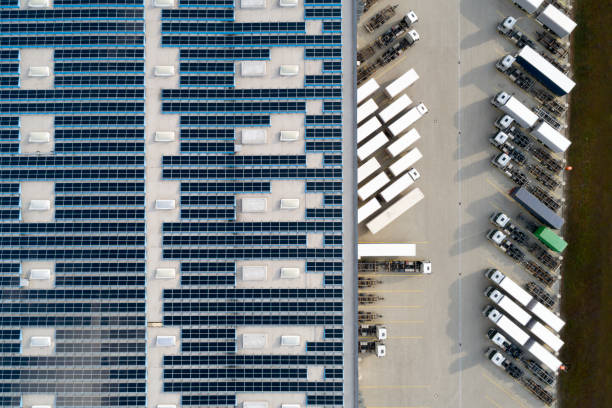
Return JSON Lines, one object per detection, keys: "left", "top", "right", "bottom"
{"left": 356, "top": 0, "right": 570, "bottom": 407}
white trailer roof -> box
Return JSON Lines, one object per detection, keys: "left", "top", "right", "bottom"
{"left": 357, "top": 116, "right": 382, "bottom": 143}
{"left": 531, "top": 121, "right": 571, "bottom": 153}
{"left": 498, "top": 296, "right": 532, "bottom": 326}
{"left": 388, "top": 103, "right": 428, "bottom": 136}
{"left": 498, "top": 275, "right": 533, "bottom": 306}
{"left": 497, "top": 315, "right": 530, "bottom": 346}
{"left": 526, "top": 341, "right": 563, "bottom": 372}
{"left": 514, "top": 0, "right": 544, "bottom": 14}
{"left": 357, "top": 78, "right": 380, "bottom": 104}
{"left": 537, "top": 4, "right": 577, "bottom": 38}
{"left": 384, "top": 68, "right": 419, "bottom": 98}
{"left": 366, "top": 188, "right": 424, "bottom": 234}
{"left": 378, "top": 94, "right": 413, "bottom": 123}
{"left": 386, "top": 128, "right": 421, "bottom": 157}
{"left": 358, "top": 198, "right": 381, "bottom": 224}
{"left": 357, "top": 243, "right": 416, "bottom": 258}
{"left": 518, "top": 46, "right": 576, "bottom": 95}
{"left": 358, "top": 172, "right": 390, "bottom": 201}
{"left": 379, "top": 171, "right": 416, "bottom": 203}
{"left": 357, "top": 132, "right": 388, "bottom": 161}
{"left": 358, "top": 157, "right": 380, "bottom": 183}
{"left": 501, "top": 96, "right": 538, "bottom": 129}
{"left": 357, "top": 98, "right": 379, "bottom": 123}
{"left": 529, "top": 301, "right": 565, "bottom": 332}
{"left": 529, "top": 321, "right": 564, "bottom": 352}
{"left": 388, "top": 147, "right": 423, "bottom": 177}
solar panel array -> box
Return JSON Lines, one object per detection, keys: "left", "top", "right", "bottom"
{"left": 0, "top": 0, "right": 345, "bottom": 405}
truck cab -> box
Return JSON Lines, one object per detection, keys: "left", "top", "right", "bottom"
{"left": 486, "top": 347, "right": 506, "bottom": 367}
{"left": 404, "top": 11, "right": 418, "bottom": 27}
{"left": 491, "top": 152, "right": 512, "bottom": 168}
{"left": 359, "top": 341, "right": 386, "bottom": 357}
{"left": 490, "top": 212, "right": 510, "bottom": 228}
{"left": 497, "top": 16, "right": 517, "bottom": 35}
{"left": 405, "top": 30, "right": 420, "bottom": 44}
{"left": 487, "top": 328, "right": 524, "bottom": 358}
{"left": 491, "top": 91, "right": 511, "bottom": 108}
{"left": 485, "top": 268, "right": 504, "bottom": 283}
{"left": 495, "top": 114, "right": 515, "bottom": 130}
{"left": 496, "top": 55, "right": 515, "bottom": 72}
{"left": 485, "top": 287, "right": 504, "bottom": 303}
{"left": 487, "top": 230, "right": 507, "bottom": 245}
{"left": 490, "top": 130, "right": 510, "bottom": 146}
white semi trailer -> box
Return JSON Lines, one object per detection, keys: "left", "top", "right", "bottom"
{"left": 378, "top": 94, "right": 412, "bottom": 123}
{"left": 366, "top": 187, "right": 424, "bottom": 234}
{"left": 485, "top": 288, "right": 564, "bottom": 352}
{"left": 536, "top": 4, "right": 577, "bottom": 38}
{"left": 512, "top": 0, "right": 544, "bottom": 14}
{"left": 387, "top": 103, "right": 428, "bottom": 137}
{"left": 491, "top": 91, "right": 538, "bottom": 129}
{"left": 486, "top": 268, "right": 565, "bottom": 332}
{"left": 384, "top": 68, "right": 419, "bottom": 98}
{"left": 483, "top": 306, "right": 564, "bottom": 372}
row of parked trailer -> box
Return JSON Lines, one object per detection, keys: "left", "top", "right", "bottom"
{"left": 355, "top": 69, "right": 429, "bottom": 234}
{"left": 482, "top": 2, "right": 577, "bottom": 405}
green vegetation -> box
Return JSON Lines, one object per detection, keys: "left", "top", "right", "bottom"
{"left": 559, "top": 1, "right": 612, "bottom": 407}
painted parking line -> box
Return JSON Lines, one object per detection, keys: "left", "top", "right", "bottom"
{"left": 486, "top": 177, "right": 514, "bottom": 201}
{"left": 481, "top": 371, "right": 530, "bottom": 408}
{"left": 485, "top": 394, "right": 506, "bottom": 408}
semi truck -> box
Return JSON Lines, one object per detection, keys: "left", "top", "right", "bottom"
{"left": 496, "top": 16, "right": 536, "bottom": 48}
{"left": 483, "top": 306, "right": 565, "bottom": 372}
{"left": 359, "top": 341, "right": 386, "bottom": 357}
{"left": 487, "top": 230, "right": 556, "bottom": 286}
{"left": 485, "top": 348, "right": 524, "bottom": 378}
{"left": 358, "top": 324, "right": 387, "bottom": 340}
{"left": 488, "top": 268, "right": 566, "bottom": 333}
{"left": 375, "top": 11, "right": 419, "bottom": 48}
{"left": 491, "top": 92, "right": 538, "bottom": 129}
{"left": 388, "top": 103, "right": 428, "bottom": 136}
{"left": 515, "top": 46, "right": 575, "bottom": 96}
{"left": 378, "top": 168, "right": 420, "bottom": 202}
{"left": 522, "top": 359, "right": 555, "bottom": 385}
{"left": 485, "top": 288, "right": 565, "bottom": 351}
{"left": 366, "top": 188, "right": 424, "bottom": 234}
{"left": 536, "top": 4, "right": 577, "bottom": 38}
{"left": 491, "top": 127, "right": 564, "bottom": 174}
{"left": 490, "top": 213, "right": 562, "bottom": 271}
{"left": 488, "top": 328, "right": 524, "bottom": 358}
{"left": 492, "top": 152, "right": 560, "bottom": 192}
{"left": 358, "top": 259, "right": 432, "bottom": 274}
{"left": 511, "top": 186, "right": 564, "bottom": 229}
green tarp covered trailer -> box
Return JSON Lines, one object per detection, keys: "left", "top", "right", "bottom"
{"left": 534, "top": 226, "right": 568, "bottom": 253}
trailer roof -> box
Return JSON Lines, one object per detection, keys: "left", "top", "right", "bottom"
{"left": 534, "top": 226, "right": 568, "bottom": 253}
{"left": 530, "top": 301, "right": 566, "bottom": 332}
{"left": 531, "top": 121, "right": 571, "bottom": 153}
{"left": 517, "top": 46, "right": 575, "bottom": 95}
{"left": 385, "top": 68, "right": 420, "bottom": 98}
{"left": 504, "top": 96, "right": 539, "bottom": 128}
{"left": 515, "top": 0, "right": 544, "bottom": 14}
{"left": 497, "top": 315, "right": 530, "bottom": 346}
{"left": 357, "top": 243, "right": 416, "bottom": 258}
{"left": 530, "top": 321, "right": 564, "bottom": 352}
{"left": 357, "top": 78, "right": 380, "bottom": 104}
{"left": 527, "top": 341, "right": 563, "bottom": 372}
{"left": 512, "top": 187, "right": 564, "bottom": 229}
{"left": 537, "top": 4, "right": 577, "bottom": 38}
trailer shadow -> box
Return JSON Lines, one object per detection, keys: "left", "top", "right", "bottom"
{"left": 448, "top": 194, "right": 496, "bottom": 257}
{"left": 446, "top": 269, "right": 489, "bottom": 374}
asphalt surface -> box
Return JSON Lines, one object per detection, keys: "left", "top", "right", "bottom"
{"left": 356, "top": 0, "right": 569, "bottom": 407}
